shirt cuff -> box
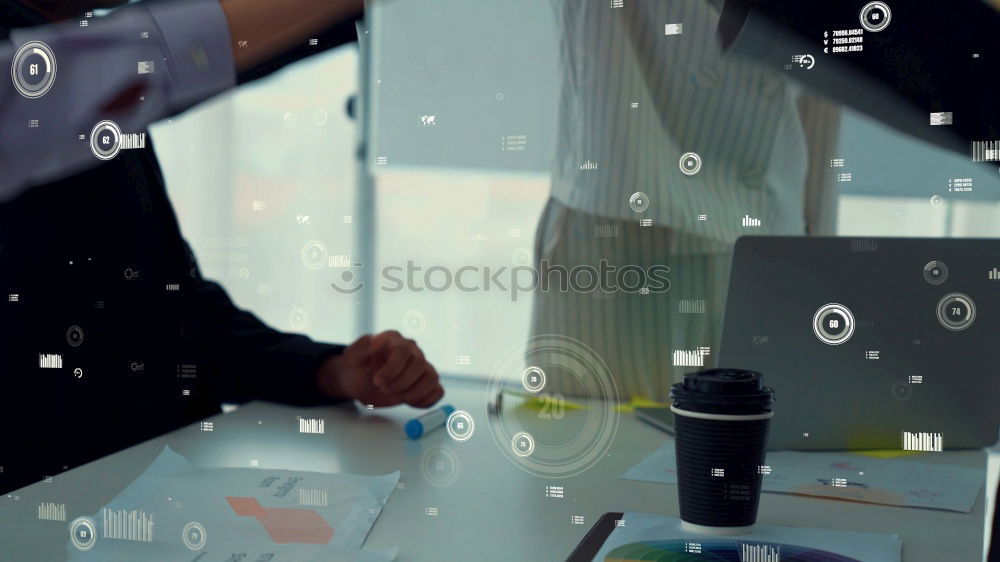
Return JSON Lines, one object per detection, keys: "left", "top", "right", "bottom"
{"left": 277, "top": 341, "right": 349, "bottom": 407}
{"left": 146, "top": 0, "right": 236, "bottom": 112}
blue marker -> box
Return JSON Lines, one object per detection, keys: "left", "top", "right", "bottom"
{"left": 404, "top": 404, "right": 455, "bottom": 439}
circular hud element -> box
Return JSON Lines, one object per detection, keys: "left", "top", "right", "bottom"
{"left": 936, "top": 292, "right": 975, "bottom": 331}
{"left": 923, "top": 261, "right": 948, "bottom": 285}
{"left": 511, "top": 431, "right": 536, "bottom": 457}
{"left": 288, "top": 306, "right": 309, "bottom": 330}
{"left": 678, "top": 152, "right": 702, "bottom": 176}
{"left": 628, "top": 192, "right": 650, "bottom": 213}
{"left": 421, "top": 446, "right": 460, "bottom": 487}
{"left": 446, "top": 410, "right": 475, "bottom": 442}
{"left": 402, "top": 310, "right": 427, "bottom": 336}
{"left": 890, "top": 380, "right": 913, "bottom": 402}
{"left": 69, "top": 516, "right": 97, "bottom": 551}
{"left": 522, "top": 366, "right": 546, "bottom": 393}
{"left": 812, "top": 303, "right": 855, "bottom": 345}
{"left": 182, "top": 521, "right": 207, "bottom": 551}
{"left": 66, "top": 325, "right": 84, "bottom": 347}
{"left": 860, "top": 2, "right": 891, "bottom": 33}
{"left": 485, "top": 334, "right": 620, "bottom": 478}
{"left": 11, "top": 40, "right": 56, "bottom": 98}
{"left": 90, "top": 120, "right": 122, "bottom": 161}
{"left": 301, "top": 240, "right": 328, "bottom": 270}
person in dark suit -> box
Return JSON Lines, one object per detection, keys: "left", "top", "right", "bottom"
{"left": 0, "top": 0, "right": 444, "bottom": 494}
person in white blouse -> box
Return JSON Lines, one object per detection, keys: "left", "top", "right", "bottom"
{"left": 532, "top": 0, "right": 840, "bottom": 401}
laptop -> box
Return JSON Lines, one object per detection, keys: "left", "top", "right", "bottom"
{"left": 717, "top": 236, "right": 1000, "bottom": 450}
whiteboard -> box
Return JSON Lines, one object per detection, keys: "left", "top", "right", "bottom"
{"left": 367, "top": 0, "right": 560, "bottom": 173}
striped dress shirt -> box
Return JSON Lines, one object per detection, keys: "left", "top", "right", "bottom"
{"left": 532, "top": 0, "right": 840, "bottom": 400}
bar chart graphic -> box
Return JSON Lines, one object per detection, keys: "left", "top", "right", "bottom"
{"left": 120, "top": 132, "right": 146, "bottom": 150}
{"left": 38, "top": 353, "right": 62, "bottom": 369}
{"left": 679, "top": 299, "right": 705, "bottom": 314}
{"left": 740, "top": 543, "right": 781, "bottom": 562}
{"left": 972, "top": 140, "right": 1000, "bottom": 162}
{"left": 298, "top": 418, "right": 325, "bottom": 434}
{"left": 741, "top": 214, "right": 762, "bottom": 228}
{"left": 328, "top": 254, "right": 351, "bottom": 268}
{"left": 298, "top": 489, "right": 328, "bottom": 507}
{"left": 672, "top": 347, "right": 711, "bottom": 367}
{"left": 594, "top": 224, "right": 619, "bottom": 238}
{"left": 101, "top": 508, "right": 154, "bottom": 542}
{"left": 902, "top": 431, "right": 943, "bottom": 452}
{"left": 37, "top": 502, "right": 66, "bottom": 521}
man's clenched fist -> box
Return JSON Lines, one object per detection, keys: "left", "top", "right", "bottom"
{"left": 317, "top": 331, "right": 444, "bottom": 408}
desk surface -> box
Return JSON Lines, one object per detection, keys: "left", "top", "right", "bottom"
{"left": 1, "top": 379, "right": 995, "bottom": 561}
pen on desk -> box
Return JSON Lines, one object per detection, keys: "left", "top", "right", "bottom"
{"left": 404, "top": 404, "right": 456, "bottom": 439}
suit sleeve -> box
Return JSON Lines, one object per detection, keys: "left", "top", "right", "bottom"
{"left": 170, "top": 13, "right": 361, "bottom": 405}
{"left": 0, "top": 0, "right": 236, "bottom": 203}
{"left": 182, "top": 243, "right": 346, "bottom": 407}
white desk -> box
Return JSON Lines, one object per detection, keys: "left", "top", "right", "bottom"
{"left": 1, "top": 378, "right": 995, "bottom": 561}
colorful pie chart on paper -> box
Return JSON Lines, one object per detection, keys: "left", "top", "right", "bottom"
{"left": 605, "top": 539, "right": 861, "bottom": 561}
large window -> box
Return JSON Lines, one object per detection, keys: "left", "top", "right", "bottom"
{"left": 153, "top": 47, "right": 361, "bottom": 348}
{"left": 151, "top": 3, "right": 1000, "bottom": 384}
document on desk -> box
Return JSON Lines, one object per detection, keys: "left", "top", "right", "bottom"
{"left": 623, "top": 440, "right": 983, "bottom": 512}
{"left": 69, "top": 541, "right": 397, "bottom": 561}
{"left": 595, "top": 512, "right": 900, "bottom": 561}
{"left": 67, "top": 446, "right": 399, "bottom": 560}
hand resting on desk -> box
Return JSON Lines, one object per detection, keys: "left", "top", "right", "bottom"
{"left": 317, "top": 331, "right": 444, "bottom": 408}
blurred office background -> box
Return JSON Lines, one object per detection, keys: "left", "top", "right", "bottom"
{"left": 151, "top": 0, "right": 1000, "bottom": 383}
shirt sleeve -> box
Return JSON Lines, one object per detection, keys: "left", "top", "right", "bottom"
{"left": 0, "top": 0, "right": 236, "bottom": 203}
{"left": 144, "top": 0, "right": 237, "bottom": 111}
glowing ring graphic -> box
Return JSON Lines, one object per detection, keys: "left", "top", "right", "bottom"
{"left": 90, "top": 120, "right": 122, "bottom": 161}
{"left": 69, "top": 516, "right": 97, "bottom": 551}
{"left": 679, "top": 152, "right": 702, "bottom": 176}
{"left": 812, "top": 303, "right": 855, "bottom": 345}
{"left": 486, "top": 334, "right": 620, "bottom": 478}
{"left": 522, "top": 366, "right": 546, "bottom": 393}
{"left": 11, "top": 41, "right": 56, "bottom": 98}
{"left": 446, "top": 410, "right": 475, "bottom": 442}
{"left": 860, "top": 2, "right": 892, "bottom": 33}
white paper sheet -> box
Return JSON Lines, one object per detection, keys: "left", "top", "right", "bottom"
{"left": 594, "top": 512, "right": 900, "bottom": 561}
{"left": 67, "top": 446, "right": 399, "bottom": 560}
{"left": 623, "top": 440, "right": 984, "bottom": 512}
